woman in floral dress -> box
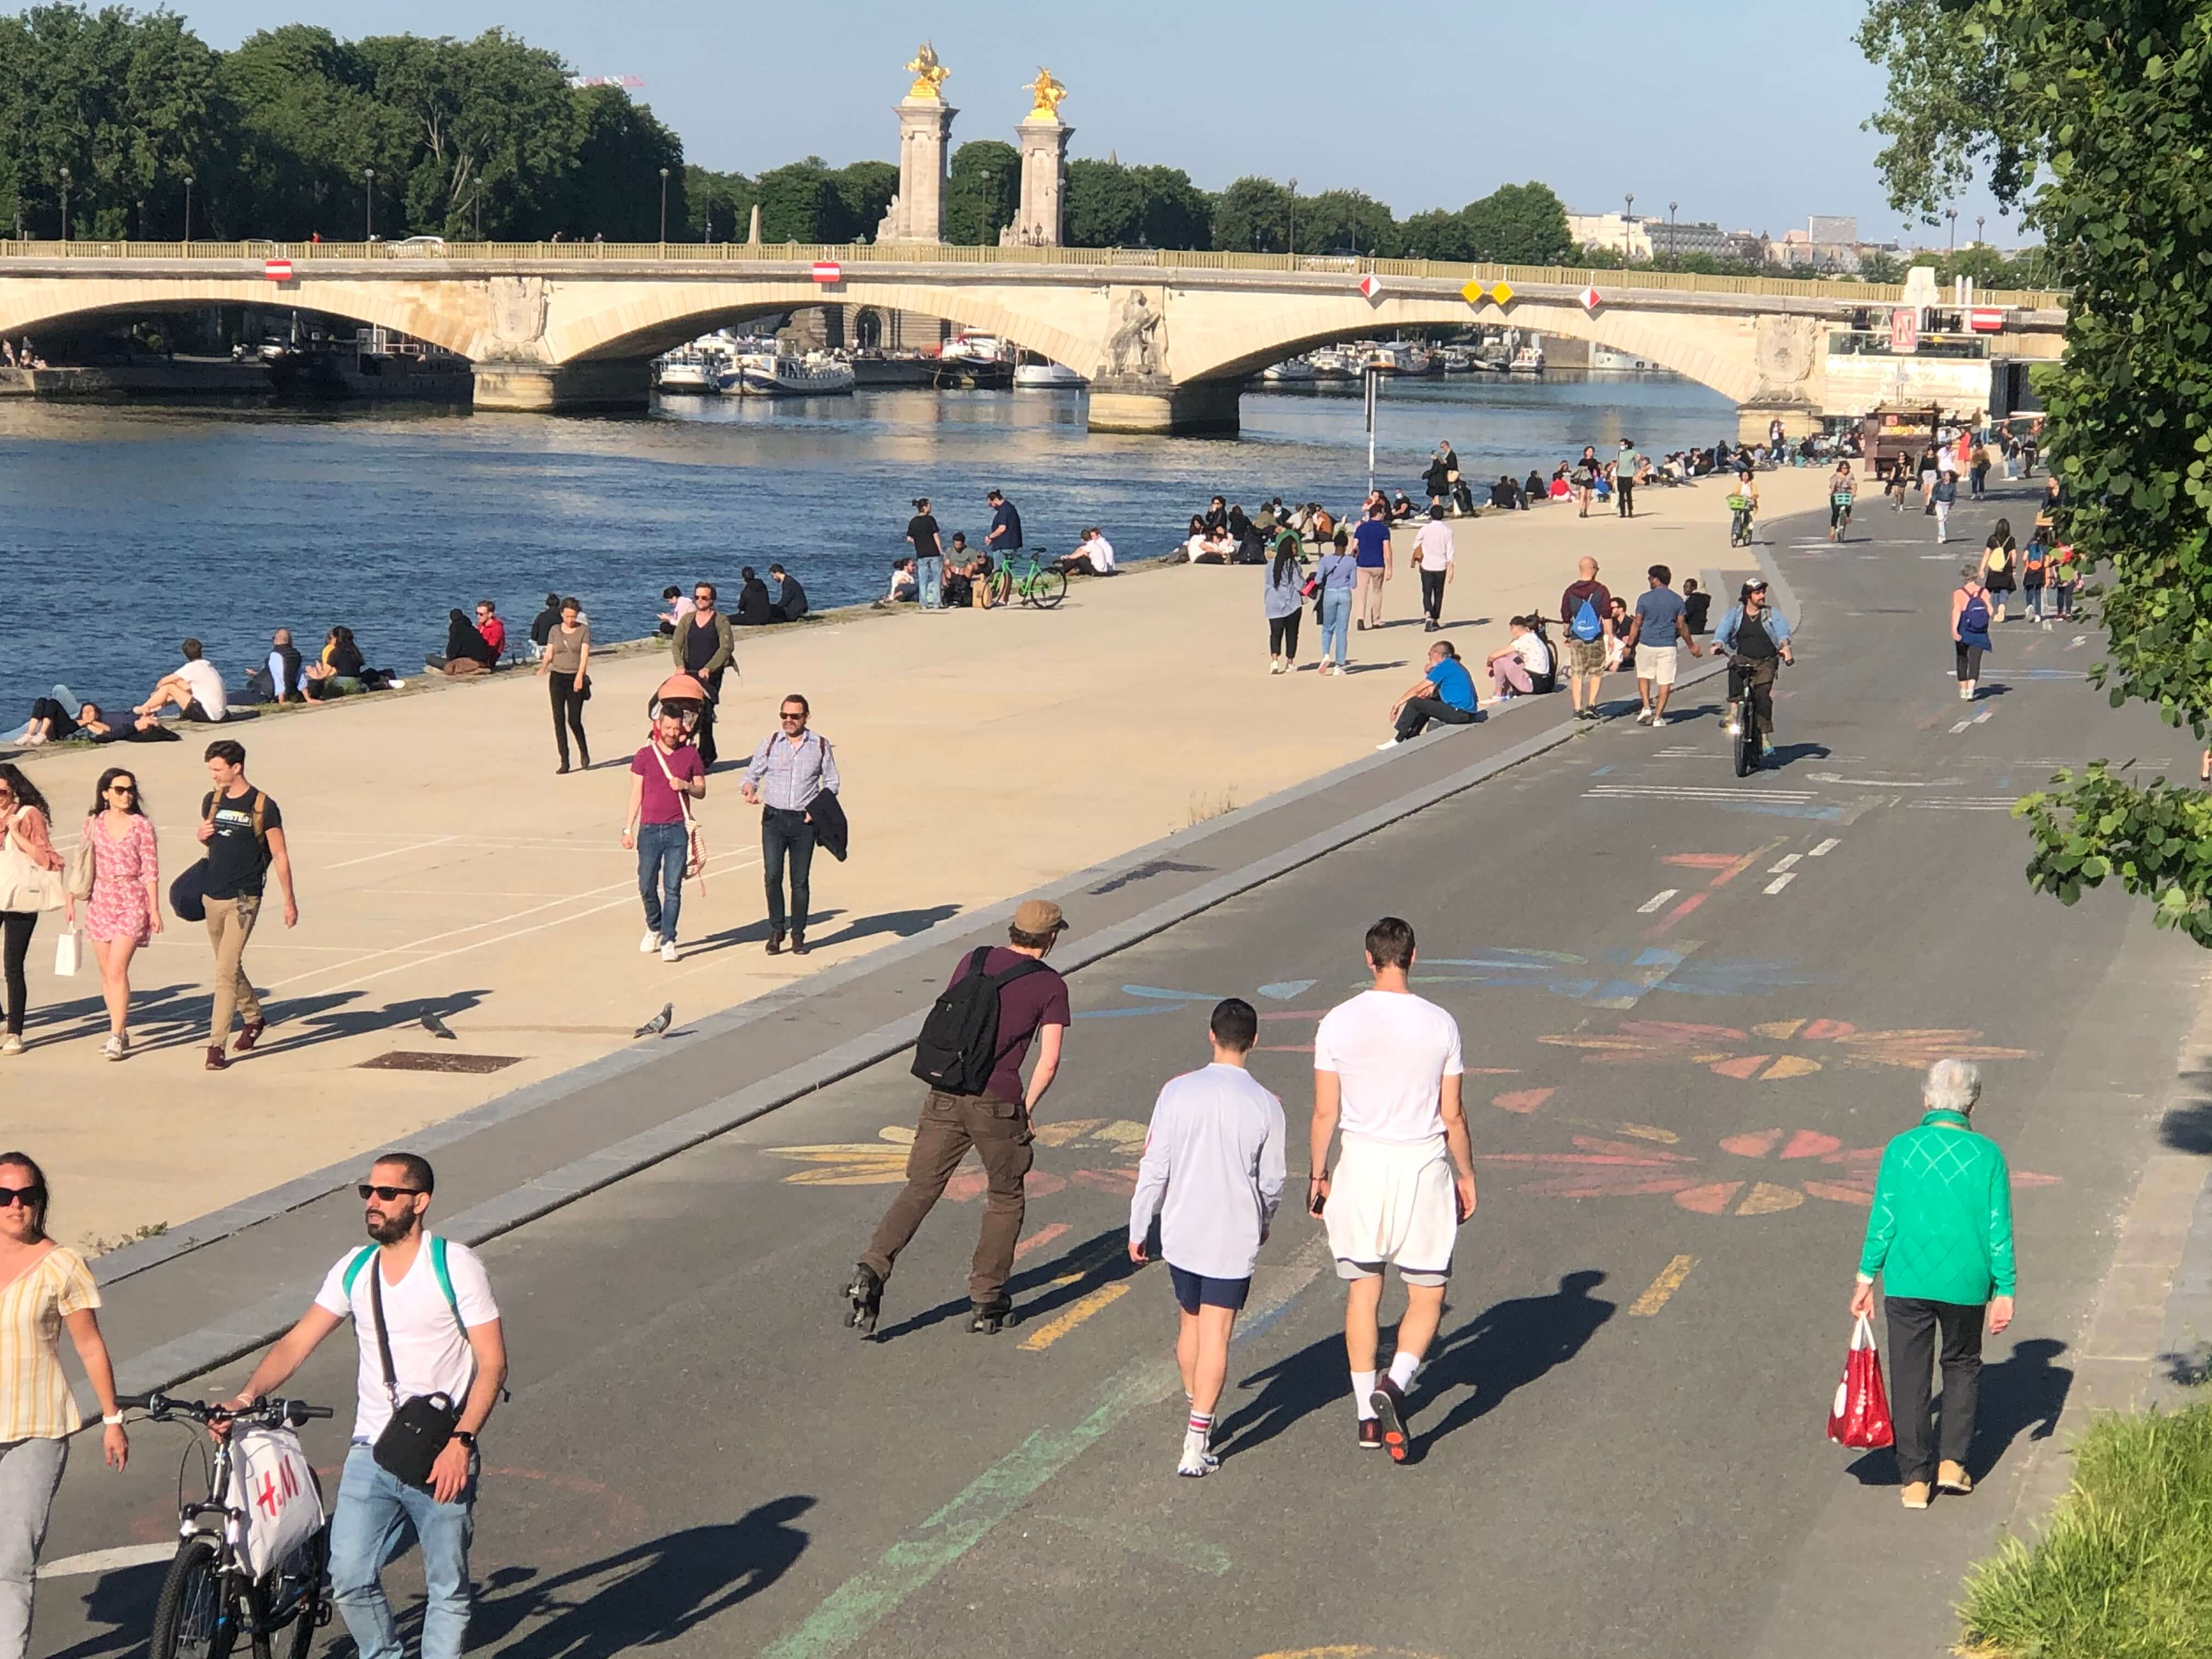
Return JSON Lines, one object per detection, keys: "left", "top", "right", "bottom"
{"left": 66, "top": 767, "right": 160, "bottom": 1062}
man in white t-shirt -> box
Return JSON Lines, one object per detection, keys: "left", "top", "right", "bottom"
{"left": 1412, "top": 507, "right": 1455, "bottom": 631}
{"left": 222, "top": 1154, "right": 506, "bottom": 1659}
{"left": 1310, "top": 916, "right": 1475, "bottom": 1463}
{"left": 134, "top": 637, "right": 228, "bottom": 724}
{"left": 1058, "top": 528, "right": 1116, "bottom": 577}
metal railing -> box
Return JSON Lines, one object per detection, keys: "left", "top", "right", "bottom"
{"left": 0, "top": 237, "right": 2072, "bottom": 312}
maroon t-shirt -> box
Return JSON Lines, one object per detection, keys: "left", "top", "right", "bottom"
{"left": 1561, "top": 579, "right": 1614, "bottom": 633}
{"left": 948, "top": 947, "right": 1070, "bottom": 1105}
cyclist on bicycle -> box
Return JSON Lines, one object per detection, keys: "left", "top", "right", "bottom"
{"left": 1726, "top": 466, "right": 1759, "bottom": 547}
{"left": 1712, "top": 579, "right": 1795, "bottom": 764}
{"left": 1828, "top": 460, "right": 1856, "bottom": 542}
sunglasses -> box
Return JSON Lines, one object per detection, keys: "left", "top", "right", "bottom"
{"left": 357, "top": 1184, "right": 422, "bottom": 1202}
{"left": 780, "top": 712, "right": 806, "bottom": 723}
{"left": 107, "top": 783, "right": 135, "bottom": 795}
{"left": 0, "top": 1186, "right": 45, "bottom": 1209}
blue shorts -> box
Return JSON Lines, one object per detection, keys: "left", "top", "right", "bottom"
{"left": 1168, "top": 1265, "right": 1251, "bottom": 1315}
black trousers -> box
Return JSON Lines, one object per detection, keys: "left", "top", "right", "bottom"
{"left": 1616, "top": 478, "right": 1635, "bottom": 517}
{"left": 549, "top": 674, "right": 589, "bottom": 767}
{"left": 1267, "top": 612, "right": 1301, "bottom": 657}
{"left": 1419, "top": 568, "right": 1447, "bottom": 622}
{"left": 0, "top": 911, "right": 36, "bottom": 1036}
{"left": 1393, "top": 699, "right": 1479, "bottom": 742}
{"left": 1885, "top": 1297, "right": 1985, "bottom": 1485}
{"left": 1729, "top": 656, "right": 1779, "bottom": 733}
{"left": 761, "top": 807, "right": 816, "bottom": 935}
{"left": 692, "top": 668, "right": 725, "bottom": 769}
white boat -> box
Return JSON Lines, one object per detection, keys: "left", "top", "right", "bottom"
{"left": 1509, "top": 342, "right": 1547, "bottom": 374}
{"left": 939, "top": 332, "right": 1011, "bottom": 364}
{"left": 653, "top": 348, "right": 718, "bottom": 393}
{"left": 1363, "top": 342, "right": 1432, "bottom": 375}
{"left": 1306, "top": 348, "right": 1358, "bottom": 381}
{"left": 1261, "top": 357, "right": 1318, "bottom": 384}
{"left": 1013, "top": 355, "right": 1086, "bottom": 388}
{"left": 735, "top": 350, "right": 856, "bottom": 396}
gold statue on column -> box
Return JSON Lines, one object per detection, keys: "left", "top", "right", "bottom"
{"left": 904, "top": 42, "right": 950, "bottom": 100}
{"left": 1023, "top": 67, "right": 1068, "bottom": 121}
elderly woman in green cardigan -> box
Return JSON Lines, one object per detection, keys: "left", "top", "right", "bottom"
{"left": 1849, "top": 1057, "right": 2017, "bottom": 1510}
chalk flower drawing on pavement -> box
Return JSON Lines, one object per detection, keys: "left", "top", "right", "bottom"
{"left": 765, "top": 1118, "right": 1148, "bottom": 1199}
{"left": 1537, "top": 1016, "right": 2031, "bottom": 1082}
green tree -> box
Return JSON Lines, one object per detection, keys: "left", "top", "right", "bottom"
{"left": 219, "top": 25, "right": 396, "bottom": 238}
{"left": 944, "top": 138, "right": 1017, "bottom": 244}
{"left": 1214, "top": 174, "right": 1294, "bottom": 253}
{"left": 1397, "top": 206, "right": 1473, "bottom": 262}
{"left": 1127, "top": 163, "right": 1210, "bottom": 249}
{"left": 753, "top": 159, "right": 836, "bottom": 242}
{"left": 1460, "top": 181, "right": 1571, "bottom": 264}
{"left": 833, "top": 159, "right": 896, "bottom": 240}
{"left": 1857, "top": 249, "right": 1905, "bottom": 284}
{"left": 683, "top": 164, "right": 753, "bottom": 240}
{"left": 1863, "top": 1, "right": 2212, "bottom": 945}
{"left": 541, "top": 84, "right": 684, "bottom": 241}
{"left": 1064, "top": 156, "right": 1144, "bottom": 245}
{"left": 1296, "top": 187, "right": 1397, "bottom": 256}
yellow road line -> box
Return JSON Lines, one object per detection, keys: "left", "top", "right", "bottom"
{"left": 1018, "top": 1280, "right": 1133, "bottom": 1351}
{"left": 1628, "top": 1254, "right": 1699, "bottom": 1317}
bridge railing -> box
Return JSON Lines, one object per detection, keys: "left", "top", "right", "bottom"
{"left": 0, "top": 238, "right": 2070, "bottom": 311}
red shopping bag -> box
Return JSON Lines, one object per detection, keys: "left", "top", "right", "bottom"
{"left": 1827, "top": 1312, "right": 1895, "bottom": 1449}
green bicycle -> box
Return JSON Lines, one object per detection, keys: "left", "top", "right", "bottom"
{"left": 989, "top": 549, "right": 1068, "bottom": 611}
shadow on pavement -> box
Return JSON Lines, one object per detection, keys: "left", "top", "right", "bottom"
{"left": 1403, "top": 1269, "right": 1617, "bottom": 1464}
{"left": 686, "top": 909, "right": 849, "bottom": 958}
{"left": 868, "top": 1226, "right": 1130, "bottom": 1342}
{"left": 40, "top": 1559, "right": 167, "bottom": 1659}
{"left": 2158, "top": 1089, "right": 2212, "bottom": 1154}
{"left": 809, "top": 905, "right": 963, "bottom": 950}
{"left": 1212, "top": 1333, "right": 1349, "bottom": 1462}
{"left": 1843, "top": 1336, "right": 2073, "bottom": 1487}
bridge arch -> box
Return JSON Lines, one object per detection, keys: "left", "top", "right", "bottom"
{"left": 0, "top": 276, "right": 487, "bottom": 362}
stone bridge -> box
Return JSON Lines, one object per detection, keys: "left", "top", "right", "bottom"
{"left": 0, "top": 240, "right": 2067, "bottom": 435}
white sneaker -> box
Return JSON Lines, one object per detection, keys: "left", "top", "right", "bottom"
{"left": 101, "top": 1035, "right": 124, "bottom": 1062}
{"left": 1634, "top": 708, "right": 1655, "bottom": 725}
{"left": 1651, "top": 712, "right": 1668, "bottom": 727}
{"left": 659, "top": 940, "right": 679, "bottom": 963}
{"left": 639, "top": 930, "right": 658, "bottom": 953}
{"left": 1375, "top": 739, "right": 1398, "bottom": 752}
{"left": 0, "top": 1035, "right": 20, "bottom": 1056}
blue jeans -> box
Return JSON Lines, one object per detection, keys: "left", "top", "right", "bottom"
{"left": 917, "top": 555, "right": 943, "bottom": 608}
{"left": 1319, "top": 586, "right": 1351, "bottom": 664}
{"left": 636, "top": 821, "right": 687, "bottom": 943}
{"left": 328, "top": 1445, "right": 476, "bottom": 1659}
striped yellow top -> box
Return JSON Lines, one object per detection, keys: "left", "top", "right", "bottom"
{"left": 0, "top": 1246, "right": 100, "bottom": 1440}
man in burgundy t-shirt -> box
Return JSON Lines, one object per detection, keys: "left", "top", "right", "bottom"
{"left": 624, "top": 710, "right": 705, "bottom": 960}
{"left": 848, "top": 900, "right": 1072, "bottom": 1333}
{"left": 1559, "top": 556, "right": 1616, "bottom": 720}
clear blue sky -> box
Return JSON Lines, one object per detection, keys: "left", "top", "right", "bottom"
{"left": 170, "top": 0, "right": 2017, "bottom": 247}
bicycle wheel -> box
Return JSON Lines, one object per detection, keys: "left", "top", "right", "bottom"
{"left": 265, "top": 1530, "right": 328, "bottom": 1659}
{"left": 1028, "top": 568, "right": 1068, "bottom": 610}
{"left": 151, "top": 1537, "right": 241, "bottom": 1659}
{"left": 1735, "top": 700, "right": 1758, "bottom": 776}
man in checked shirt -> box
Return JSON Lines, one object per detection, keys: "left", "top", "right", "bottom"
{"left": 740, "top": 693, "right": 840, "bottom": 956}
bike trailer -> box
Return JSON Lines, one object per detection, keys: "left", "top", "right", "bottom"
{"left": 233, "top": 1426, "right": 325, "bottom": 1581}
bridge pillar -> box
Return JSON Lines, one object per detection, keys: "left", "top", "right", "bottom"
{"left": 1735, "top": 402, "right": 1825, "bottom": 446}
{"left": 1087, "top": 377, "right": 1240, "bottom": 437}
{"left": 472, "top": 360, "right": 651, "bottom": 414}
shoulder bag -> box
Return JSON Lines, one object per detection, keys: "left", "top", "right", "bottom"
{"left": 65, "top": 820, "right": 97, "bottom": 902}
{"left": 650, "top": 744, "right": 707, "bottom": 883}
{"left": 358, "top": 1239, "right": 466, "bottom": 1489}
{"left": 0, "top": 819, "right": 64, "bottom": 913}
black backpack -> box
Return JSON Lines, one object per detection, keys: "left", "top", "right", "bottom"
{"left": 912, "top": 946, "right": 1047, "bottom": 1095}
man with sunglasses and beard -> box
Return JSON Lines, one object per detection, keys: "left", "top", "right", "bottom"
{"left": 219, "top": 1155, "right": 506, "bottom": 1659}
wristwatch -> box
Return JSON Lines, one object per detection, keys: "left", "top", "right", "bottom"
{"left": 450, "top": 1430, "right": 477, "bottom": 1448}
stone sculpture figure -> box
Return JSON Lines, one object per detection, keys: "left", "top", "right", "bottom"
{"left": 1104, "top": 290, "right": 1164, "bottom": 377}
{"left": 1024, "top": 68, "right": 1068, "bottom": 121}
{"left": 905, "top": 42, "right": 949, "bottom": 100}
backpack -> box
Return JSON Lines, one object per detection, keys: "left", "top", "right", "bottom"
{"left": 2023, "top": 544, "right": 2047, "bottom": 579}
{"left": 1571, "top": 595, "right": 1602, "bottom": 642}
{"left": 1960, "top": 592, "right": 1991, "bottom": 636}
{"left": 342, "top": 1237, "right": 461, "bottom": 1323}
{"left": 911, "top": 946, "right": 1047, "bottom": 1096}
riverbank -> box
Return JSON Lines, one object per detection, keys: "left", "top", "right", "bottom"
{"left": 0, "top": 464, "right": 1833, "bottom": 1249}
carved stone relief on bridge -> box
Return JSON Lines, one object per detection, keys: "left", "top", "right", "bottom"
{"left": 1096, "top": 287, "right": 1168, "bottom": 385}
{"left": 485, "top": 275, "right": 551, "bottom": 359}
{"left": 1751, "top": 315, "right": 1820, "bottom": 403}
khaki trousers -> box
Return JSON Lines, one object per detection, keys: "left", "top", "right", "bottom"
{"left": 862, "top": 1089, "right": 1034, "bottom": 1303}
{"left": 204, "top": 894, "right": 263, "bottom": 1041}
{"left": 1355, "top": 566, "right": 1386, "bottom": 628}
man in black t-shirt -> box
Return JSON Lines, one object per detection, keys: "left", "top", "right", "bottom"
{"left": 906, "top": 498, "right": 944, "bottom": 611}
{"left": 198, "top": 739, "right": 298, "bottom": 1071}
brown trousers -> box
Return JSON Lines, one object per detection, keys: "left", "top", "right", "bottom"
{"left": 204, "top": 893, "right": 262, "bottom": 1041}
{"left": 862, "top": 1088, "right": 1034, "bottom": 1303}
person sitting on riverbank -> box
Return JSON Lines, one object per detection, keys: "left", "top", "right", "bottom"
{"left": 736, "top": 568, "right": 775, "bottom": 627}
{"left": 245, "top": 629, "right": 306, "bottom": 705}
{"left": 882, "top": 558, "right": 919, "bottom": 605}
{"left": 657, "top": 585, "right": 693, "bottom": 637}
{"left": 767, "top": 565, "right": 810, "bottom": 623}
{"left": 1523, "top": 469, "right": 1548, "bottom": 505}
{"left": 475, "top": 600, "right": 507, "bottom": 661}
{"left": 1489, "top": 475, "right": 1524, "bottom": 511}
{"left": 1202, "top": 496, "right": 1229, "bottom": 534}
{"left": 1058, "top": 529, "right": 1116, "bottom": 576}
{"left": 75, "top": 703, "right": 182, "bottom": 744}
{"left": 528, "top": 592, "right": 563, "bottom": 659}
{"left": 1483, "top": 616, "right": 1555, "bottom": 701}
{"left": 428, "top": 608, "right": 497, "bottom": 676}
{"left": 1389, "top": 492, "right": 1417, "bottom": 523}
{"left": 134, "top": 639, "right": 229, "bottom": 724}
{"left": 303, "top": 625, "right": 366, "bottom": 701}
{"left": 1379, "top": 640, "right": 1482, "bottom": 748}
{"left": 1184, "top": 518, "right": 1233, "bottom": 565}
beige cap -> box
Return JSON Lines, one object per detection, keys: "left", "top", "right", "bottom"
{"left": 1013, "top": 899, "right": 1067, "bottom": 935}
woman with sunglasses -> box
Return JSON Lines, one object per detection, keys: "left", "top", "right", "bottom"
{"left": 0, "top": 769, "right": 61, "bottom": 1059}
{"left": 0, "top": 1152, "right": 127, "bottom": 1659}
{"left": 66, "top": 769, "right": 160, "bottom": 1062}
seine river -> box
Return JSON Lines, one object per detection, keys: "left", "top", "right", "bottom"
{"left": 0, "top": 373, "right": 1731, "bottom": 718}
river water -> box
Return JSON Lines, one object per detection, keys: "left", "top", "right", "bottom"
{"left": 0, "top": 373, "right": 1731, "bottom": 719}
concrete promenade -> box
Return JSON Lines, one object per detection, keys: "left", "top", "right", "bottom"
{"left": 1, "top": 466, "right": 1831, "bottom": 1251}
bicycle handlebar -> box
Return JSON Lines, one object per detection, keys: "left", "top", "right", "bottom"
{"left": 116, "top": 1392, "right": 335, "bottom": 1426}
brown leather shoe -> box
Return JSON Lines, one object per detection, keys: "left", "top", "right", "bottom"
{"left": 205, "top": 1046, "right": 229, "bottom": 1071}
{"left": 233, "top": 1019, "right": 266, "bottom": 1053}
{"left": 766, "top": 931, "right": 786, "bottom": 956}
{"left": 1937, "top": 1461, "right": 1973, "bottom": 1494}
{"left": 790, "top": 935, "right": 810, "bottom": 956}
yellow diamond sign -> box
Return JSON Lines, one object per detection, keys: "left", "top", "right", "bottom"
{"left": 1463, "top": 280, "right": 1514, "bottom": 308}
{"left": 1490, "top": 281, "right": 1515, "bottom": 306}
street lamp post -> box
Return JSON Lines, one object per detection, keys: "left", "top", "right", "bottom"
{"left": 658, "top": 167, "right": 669, "bottom": 244}
{"left": 980, "top": 169, "right": 996, "bottom": 244}
{"left": 1286, "top": 177, "right": 1297, "bottom": 260}
{"left": 363, "top": 167, "right": 375, "bottom": 241}
{"left": 1668, "top": 200, "right": 1678, "bottom": 261}
{"left": 58, "top": 167, "right": 70, "bottom": 241}
{"left": 1945, "top": 207, "right": 1956, "bottom": 252}
{"left": 1976, "top": 215, "right": 1985, "bottom": 246}
{"left": 184, "top": 175, "right": 194, "bottom": 242}
{"left": 1624, "top": 192, "right": 1634, "bottom": 261}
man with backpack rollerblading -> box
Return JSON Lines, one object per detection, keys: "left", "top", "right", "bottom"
{"left": 845, "top": 901, "right": 1072, "bottom": 1336}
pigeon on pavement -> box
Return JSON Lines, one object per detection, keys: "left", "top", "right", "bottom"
{"left": 635, "top": 1002, "right": 674, "bottom": 1039}
{"left": 420, "top": 1012, "right": 458, "bottom": 1041}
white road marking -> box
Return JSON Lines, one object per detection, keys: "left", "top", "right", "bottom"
{"left": 327, "top": 834, "right": 461, "bottom": 870}
{"left": 37, "top": 1543, "right": 174, "bottom": 1579}
{"left": 1768, "top": 854, "right": 1801, "bottom": 873}
{"left": 1763, "top": 873, "right": 1796, "bottom": 895}
{"left": 1809, "top": 838, "right": 1841, "bottom": 857}
{"left": 1637, "top": 889, "right": 1679, "bottom": 913}
{"left": 1974, "top": 710, "right": 1994, "bottom": 724}
{"left": 1949, "top": 719, "right": 1973, "bottom": 734}
{"left": 1586, "top": 785, "right": 1815, "bottom": 803}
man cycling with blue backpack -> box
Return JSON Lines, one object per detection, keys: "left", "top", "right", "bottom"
{"left": 1713, "top": 578, "right": 1795, "bottom": 765}
{"left": 1559, "top": 556, "right": 1616, "bottom": 721}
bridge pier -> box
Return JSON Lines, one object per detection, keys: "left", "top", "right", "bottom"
{"left": 472, "top": 360, "right": 651, "bottom": 414}
{"left": 1736, "top": 402, "right": 1825, "bottom": 446}
{"left": 1086, "top": 376, "right": 1240, "bottom": 438}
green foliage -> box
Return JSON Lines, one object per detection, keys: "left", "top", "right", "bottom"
{"left": 1296, "top": 187, "right": 1397, "bottom": 256}
{"left": 943, "top": 139, "right": 1017, "bottom": 245}
{"left": 1213, "top": 174, "right": 1293, "bottom": 253}
{"left": 833, "top": 160, "right": 895, "bottom": 240}
{"left": 1865, "top": 2, "right": 2212, "bottom": 945}
{"left": 1958, "top": 1398, "right": 2212, "bottom": 1658}
{"left": 1857, "top": 249, "right": 1905, "bottom": 284}
{"left": 1461, "top": 180, "right": 1572, "bottom": 264}
{"left": 753, "top": 160, "right": 837, "bottom": 243}
{"left": 548, "top": 84, "right": 684, "bottom": 241}
{"left": 683, "top": 163, "right": 752, "bottom": 241}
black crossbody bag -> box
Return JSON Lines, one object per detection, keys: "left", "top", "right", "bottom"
{"left": 368, "top": 1265, "right": 462, "bottom": 1488}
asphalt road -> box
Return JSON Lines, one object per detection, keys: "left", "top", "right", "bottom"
{"left": 31, "top": 477, "right": 2204, "bottom": 1659}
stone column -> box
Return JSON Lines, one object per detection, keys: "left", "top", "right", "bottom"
{"left": 1009, "top": 116, "right": 1071, "bottom": 246}
{"left": 888, "top": 98, "right": 957, "bottom": 242}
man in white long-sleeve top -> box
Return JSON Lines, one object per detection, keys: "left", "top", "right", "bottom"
{"left": 1128, "top": 998, "right": 1287, "bottom": 1478}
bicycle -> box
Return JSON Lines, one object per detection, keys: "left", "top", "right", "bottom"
{"left": 1716, "top": 651, "right": 1785, "bottom": 776}
{"left": 988, "top": 549, "right": 1068, "bottom": 611}
{"left": 120, "top": 1391, "right": 337, "bottom": 1659}
{"left": 1726, "top": 493, "right": 1756, "bottom": 549}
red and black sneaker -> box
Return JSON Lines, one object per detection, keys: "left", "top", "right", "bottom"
{"left": 1369, "top": 1378, "right": 1410, "bottom": 1463}
{"left": 233, "top": 1019, "right": 267, "bottom": 1053}
{"left": 1357, "top": 1418, "right": 1383, "bottom": 1451}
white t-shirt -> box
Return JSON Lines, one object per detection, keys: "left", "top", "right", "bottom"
{"left": 1414, "top": 520, "right": 1455, "bottom": 572}
{"left": 1514, "top": 630, "right": 1552, "bottom": 676}
{"left": 177, "top": 659, "right": 227, "bottom": 721}
{"left": 1313, "top": 989, "right": 1464, "bottom": 1144}
{"left": 313, "top": 1235, "right": 499, "bottom": 1443}
{"left": 1080, "top": 535, "right": 1115, "bottom": 572}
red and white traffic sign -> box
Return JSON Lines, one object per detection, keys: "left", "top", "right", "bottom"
{"left": 1358, "top": 274, "right": 1384, "bottom": 301}
{"left": 1890, "top": 307, "right": 1919, "bottom": 353}
{"left": 1579, "top": 285, "right": 1601, "bottom": 312}
{"left": 1967, "top": 307, "right": 2007, "bottom": 334}
{"left": 810, "top": 261, "right": 842, "bottom": 284}
{"left": 263, "top": 258, "right": 294, "bottom": 283}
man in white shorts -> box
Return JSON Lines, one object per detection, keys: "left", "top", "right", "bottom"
{"left": 1309, "top": 916, "right": 1476, "bottom": 1463}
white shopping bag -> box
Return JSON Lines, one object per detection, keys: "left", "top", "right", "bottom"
{"left": 233, "top": 1426, "right": 325, "bottom": 1581}
{"left": 52, "top": 928, "right": 80, "bottom": 978}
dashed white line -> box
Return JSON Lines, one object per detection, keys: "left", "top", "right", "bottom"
{"left": 1768, "top": 854, "right": 1802, "bottom": 873}
{"left": 1973, "top": 710, "right": 1994, "bottom": 724}
{"left": 1949, "top": 719, "right": 1973, "bottom": 734}
{"left": 37, "top": 1543, "right": 174, "bottom": 1579}
{"left": 1637, "top": 889, "right": 1680, "bottom": 913}
{"left": 1809, "top": 838, "right": 1841, "bottom": 857}
{"left": 1763, "top": 873, "right": 1797, "bottom": 895}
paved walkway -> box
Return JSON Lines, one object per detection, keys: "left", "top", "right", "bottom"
{"left": 2, "top": 467, "right": 1831, "bottom": 1249}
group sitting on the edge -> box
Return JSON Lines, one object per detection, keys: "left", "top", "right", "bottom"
{"left": 1482, "top": 616, "right": 1557, "bottom": 701}
{"left": 134, "top": 638, "right": 229, "bottom": 723}
{"left": 427, "top": 606, "right": 499, "bottom": 676}
{"left": 1057, "top": 529, "right": 1117, "bottom": 576}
